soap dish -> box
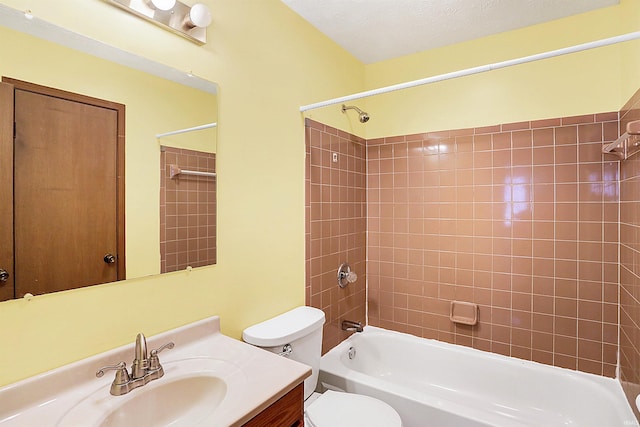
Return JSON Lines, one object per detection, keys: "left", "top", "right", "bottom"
{"left": 450, "top": 301, "right": 478, "bottom": 326}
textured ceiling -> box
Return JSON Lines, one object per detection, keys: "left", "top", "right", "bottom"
{"left": 281, "top": 0, "right": 620, "bottom": 64}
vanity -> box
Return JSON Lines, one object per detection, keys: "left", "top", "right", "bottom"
{"left": 0, "top": 316, "right": 310, "bottom": 427}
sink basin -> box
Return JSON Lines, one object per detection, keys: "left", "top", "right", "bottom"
{"left": 100, "top": 376, "right": 226, "bottom": 427}
{"left": 57, "top": 358, "right": 243, "bottom": 427}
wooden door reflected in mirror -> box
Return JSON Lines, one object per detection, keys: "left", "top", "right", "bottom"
{"left": 0, "top": 78, "right": 125, "bottom": 300}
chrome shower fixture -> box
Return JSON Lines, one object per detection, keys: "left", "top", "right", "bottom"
{"left": 337, "top": 262, "right": 358, "bottom": 288}
{"left": 341, "top": 104, "right": 370, "bottom": 123}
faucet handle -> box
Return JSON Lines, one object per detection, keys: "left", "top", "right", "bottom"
{"left": 149, "top": 342, "right": 175, "bottom": 370}
{"left": 96, "top": 361, "right": 130, "bottom": 385}
{"left": 150, "top": 341, "right": 175, "bottom": 357}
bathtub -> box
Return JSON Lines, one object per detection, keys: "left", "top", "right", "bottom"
{"left": 318, "top": 326, "right": 638, "bottom": 427}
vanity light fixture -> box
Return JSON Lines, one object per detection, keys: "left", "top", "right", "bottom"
{"left": 149, "top": 0, "right": 176, "bottom": 11}
{"left": 105, "top": 0, "right": 212, "bottom": 45}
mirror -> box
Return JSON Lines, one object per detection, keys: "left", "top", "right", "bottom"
{"left": 0, "top": 5, "right": 218, "bottom": 300}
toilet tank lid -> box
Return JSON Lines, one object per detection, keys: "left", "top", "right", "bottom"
{"left": 242, "top": 306, "right": 326, "bottom": 347}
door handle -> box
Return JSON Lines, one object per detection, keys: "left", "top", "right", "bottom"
{"left": 0, "top": 269, "right": 8, "bottom": 282}
{"left": 103, "top": 254, "right": 116, "bottom": 264}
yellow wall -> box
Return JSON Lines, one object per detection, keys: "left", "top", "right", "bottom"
{"left": 620, "top": 0, "right": 640, "bottom": 104}
{"left": 0, "top": 0, "right": 363, "bottom": 387}
{"left": 0, "top": 0, "right": 638, "bottom": 388}
{"left": 359, "top": 0, "right": 640, "bottom": 139}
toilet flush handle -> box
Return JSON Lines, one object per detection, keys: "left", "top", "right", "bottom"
{"left": 278, "top": 344, "right": 292, "bottom": 357}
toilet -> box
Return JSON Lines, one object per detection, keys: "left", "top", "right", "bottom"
{"left": 242, "top": 306, "right": 402, "bottom": 427}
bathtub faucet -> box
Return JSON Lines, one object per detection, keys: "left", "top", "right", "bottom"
{"left": 342, "top": 320, "right": 363, "bottom": 333}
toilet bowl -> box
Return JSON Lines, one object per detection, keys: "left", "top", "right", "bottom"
{"left": 242, "top": 306, "right": 402, "bottom": 427}
{"left": 304, "top": 390, "right": 401, "bottom": 427}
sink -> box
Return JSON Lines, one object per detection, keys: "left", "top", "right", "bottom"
{"left": 57, "top": 358, "right": 242, "bottom": 427}
{"left": 100, "top": 376, "right": 226, "bottom": 427}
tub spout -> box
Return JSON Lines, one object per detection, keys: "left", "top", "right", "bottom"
{"left": 342, "top": 320, "right": 363, "bottom": 333}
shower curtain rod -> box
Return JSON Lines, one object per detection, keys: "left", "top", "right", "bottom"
{"left": 156, "top": 122, "right": 217, "bottom": 139}
{"left": 299, "top": 31, "right": 640, "bottom": 112}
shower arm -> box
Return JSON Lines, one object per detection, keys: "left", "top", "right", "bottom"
{"left": 341, "top": 104, "right": 365, "bottom": 115}
{"left": 341, "top": 104, "right": 370, "bottom": 123}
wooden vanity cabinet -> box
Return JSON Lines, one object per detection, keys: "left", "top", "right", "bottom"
{"left": 242, "top": 382, "right": 304, "bottom": 427}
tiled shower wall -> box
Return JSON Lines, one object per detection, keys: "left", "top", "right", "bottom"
{"left": 367, "top": 114, "right": 620, "bottom": 377}
{"left": 160, "top": 146, "right": 217, "bottom": 273}
{"left": 306, "top": 112, "right": 623, "bottom": 376}
{"left": 305, "top": 119, "right": 367, "bottom": 354}
{"left": 620, "top": 88, "right": 640, "bottom": 417}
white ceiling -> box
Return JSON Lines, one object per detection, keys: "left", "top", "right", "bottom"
{"left": 281, "top": 0, "right": 620, "bottom": 64}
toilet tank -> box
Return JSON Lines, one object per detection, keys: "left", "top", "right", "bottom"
{"left": 242, "top": 306, "right": 325, "bottom": 399}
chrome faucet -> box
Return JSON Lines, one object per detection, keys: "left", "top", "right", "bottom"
{"left": 342, "top": 320, "right": 363, "bottom": 333}
{"left": 96, "top": 333, "right": 175, "bottom": 396}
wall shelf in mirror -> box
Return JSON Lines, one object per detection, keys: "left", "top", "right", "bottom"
{"left": 169, "top": 164, "right": 217, "bottom": 179}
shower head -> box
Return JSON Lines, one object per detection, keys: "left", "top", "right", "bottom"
{"left": 341, "top": 104, "right": 370, "bottom": 123}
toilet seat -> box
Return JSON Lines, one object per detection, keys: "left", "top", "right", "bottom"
{"left": 305, "top": 390, "right": 402, "bottom": 427}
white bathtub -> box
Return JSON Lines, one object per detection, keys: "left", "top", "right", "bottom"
{"left": 318, "top": 326, "right": 638, "bottom": 427}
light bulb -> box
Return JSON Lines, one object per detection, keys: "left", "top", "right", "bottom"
{"left": 149, "top": 0, "right": 176, "bottom": 11}
{"left": 187, "top": 3, "right": 212, "bottom": 28}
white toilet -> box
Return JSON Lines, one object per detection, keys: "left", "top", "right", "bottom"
{"left": 242, "top": 306, "right": 402, "bottom": 427}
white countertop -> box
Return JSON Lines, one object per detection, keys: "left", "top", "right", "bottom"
{"left": 0, "top": 316, "right": 311, "bottom": 426}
